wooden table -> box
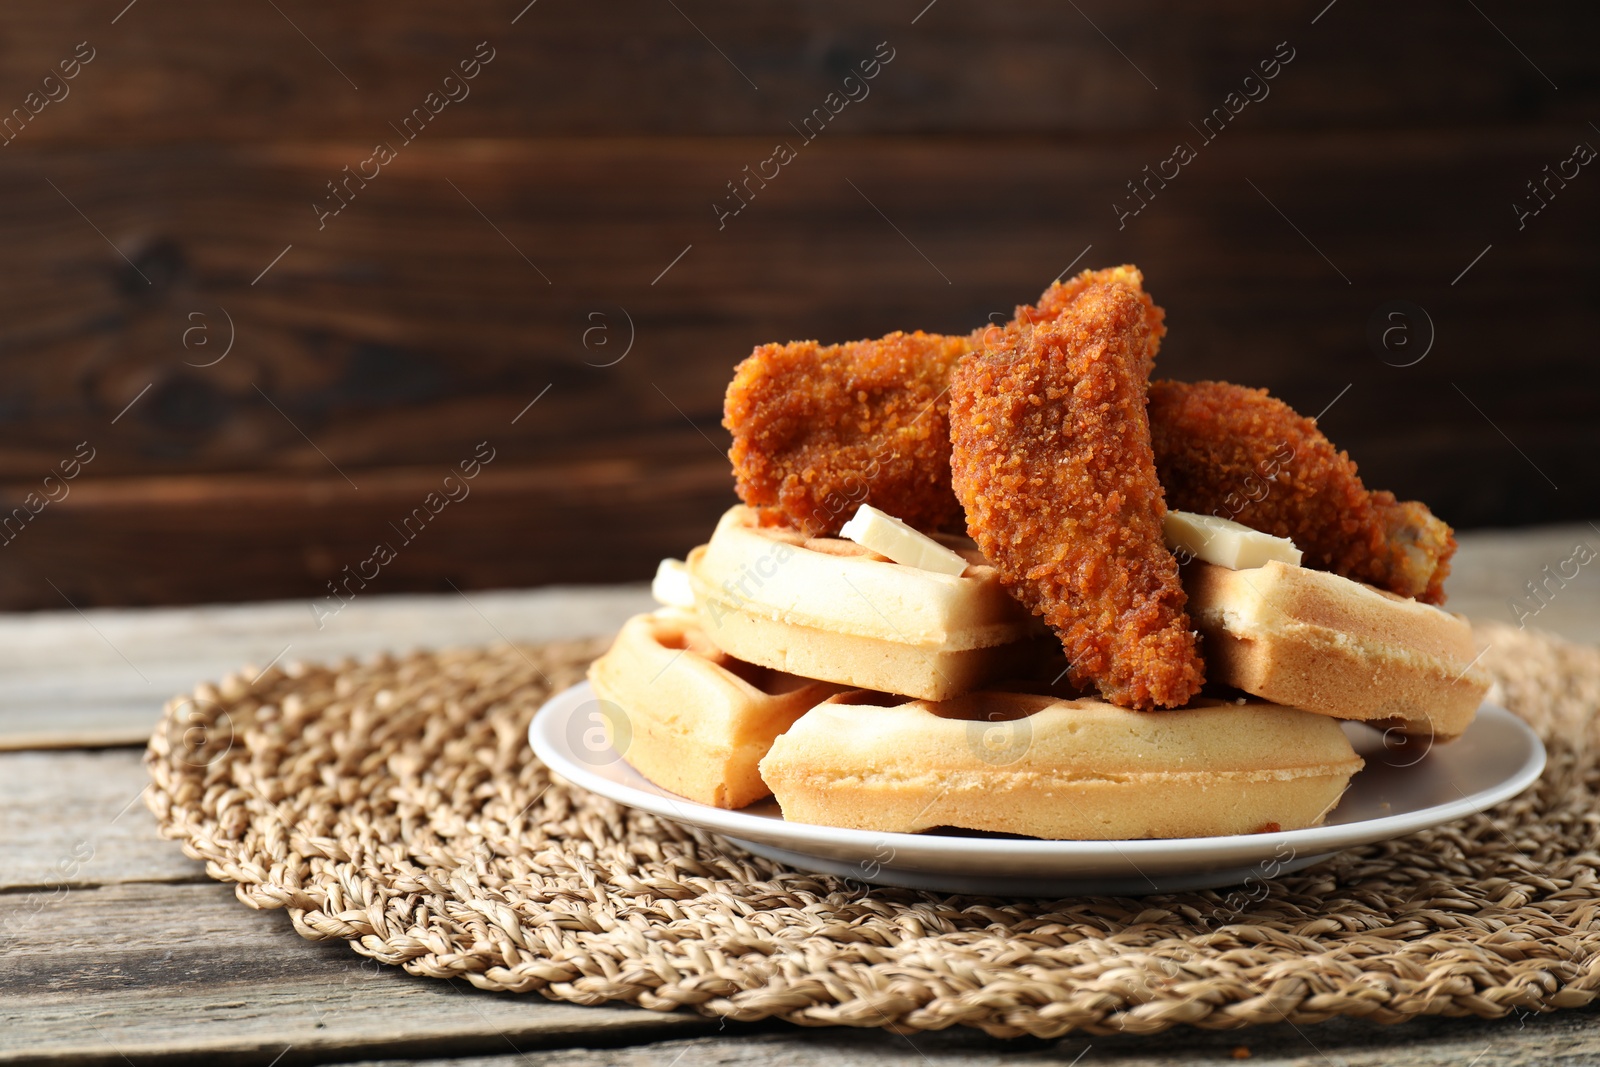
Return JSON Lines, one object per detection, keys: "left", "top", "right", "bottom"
{"left": 4, "top": 524, "right": 1598, "bottom": 1067}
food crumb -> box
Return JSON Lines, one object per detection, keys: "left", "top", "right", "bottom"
{"left": 1231, "top": 1046, "right": 1251, "bottom": 1060}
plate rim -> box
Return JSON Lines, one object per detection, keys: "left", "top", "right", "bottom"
{"left": 529, "top": 680, "right": 1546, "bottom": 861}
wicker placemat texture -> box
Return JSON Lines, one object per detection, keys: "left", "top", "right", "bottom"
{"left": 145, "top": 622, "right": 1600, "bottom": 1038}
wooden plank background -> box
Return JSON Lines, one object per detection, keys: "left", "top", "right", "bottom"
{"left": 0, "top": 0, "right": 1595, "bottom": 608}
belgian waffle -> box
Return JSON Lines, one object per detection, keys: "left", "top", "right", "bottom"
{"left": 686, "top": 505, "right": 1044, "bottom": 701}
{"left": 1184, "top": 560, "right": 1489, "bottom": 741}
{"left": 760, "top": 688, "right": 1364, "bottom": 839}
{"left": 587, "top": 609, "right": 840, "bottom": 809}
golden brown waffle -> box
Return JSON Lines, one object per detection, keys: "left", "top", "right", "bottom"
{"left": 761, "top": 689, "right": 1362, "bottom": 839}
{"left": 1185, "top": 561, "right": 1490, "bottom": 741}
{"left": 686, "top": 505, "right": 1042, "bottom": 700}
{"left": 588, "top": 609, "right": 839, "bottom": 809}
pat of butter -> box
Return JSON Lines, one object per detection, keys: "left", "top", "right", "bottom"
{"left": 1163, "top": 510, "right": 1302, "bottom": 570}
{"left": 650, "top": 558, "right": 696, "bottom": 608}
{"left": 839, "top": 504, "right": 969, "bottom": 576}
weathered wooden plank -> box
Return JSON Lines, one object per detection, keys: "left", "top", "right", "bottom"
{"left": 0, "top": 750, "right": 200, "bottom": 889}
{"left": 342, "top": 1005, "right": 1600, "bottom": 1067}
{"left": 0, "top": 583, "right": 649, "bottom": 747}
{"left": 0, "top": 881, "right": 715, "bottom": 1066}
{"left": 0, "top": 0, "right": 1589, "bottom": 141}
{"left": 0, "top": 132, "right": 1590, "bottom": 483}
{"left": 1437, "top": 523, "right": 1600, "bottom": 646}
{"left": 0, "top": 449, "right": 727, "bottom": 612}
{"left": 7, "top": 877, "right": 1596, "bottom": 1066}
{"left": 0, "top": 131, "right": 1588, "bottom": 614}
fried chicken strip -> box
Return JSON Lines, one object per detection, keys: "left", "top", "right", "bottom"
{"left": 724, "top": 266, "right": 1162, "bottom": 536}
{"left": 1000, "top": 263, "right": 1168, "bottom": 359}
{"left": 949, "top": 283, "right": 1204, "bottom": 709}
{"left": 1148, "top": 379, "right": 1456, "bottom": 604}
{"left": 725, "top": 267, "right": 1455, "bottom": 605}
{"left": 724, "top": 331, "right": 972, "bottom": 536}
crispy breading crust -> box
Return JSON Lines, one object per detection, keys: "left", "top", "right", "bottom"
{"left": 1003, "top": 264, "right": 1168, "bottom": 358}
{"left": 724, "top": 272, "right": 1454, "bottom": 613}
{"left": 949, "top": 283, "right": 1205, "bottom": 710}
{"left": 723, "top": 268, "right": 1164, "bottom": 538}
{"left": 724, "top": 331, "right": 973, "bottom": 536}
{"left": 1148, "top": 379, "right": 1456, "bottom": 604}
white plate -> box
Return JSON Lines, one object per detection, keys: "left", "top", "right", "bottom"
{"left": 529, "top": 681, "right": 1545, "bottom": 897}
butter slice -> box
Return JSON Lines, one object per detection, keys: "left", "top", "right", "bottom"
{"left": 1163, "top": 510, "right": 1302, "bottom": 570}
{"left": 839, "top": 504, "right": 968, "bottom": 576}
{"left": 651, "top": 558, "right": 696, "bottom": 608}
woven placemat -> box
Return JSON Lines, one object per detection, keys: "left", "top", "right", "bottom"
{"left": 145, "top": 621, "right": 1600, "bottom": 1038}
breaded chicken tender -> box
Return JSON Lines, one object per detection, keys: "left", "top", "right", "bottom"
{"left": 949, "top": 283, "right": 1205, "bottom": 710}
{"left": 1148, "top": 380, "right": 1456, "bottom": 604}
{"left": 724, "top": 331, "right": 972, "bottom": 536}
{"left": 725, "top": 268, "right": 1167, "bottom": 537}
{"left": 998, "top": 264, "right": 1168, "bottom": 359}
